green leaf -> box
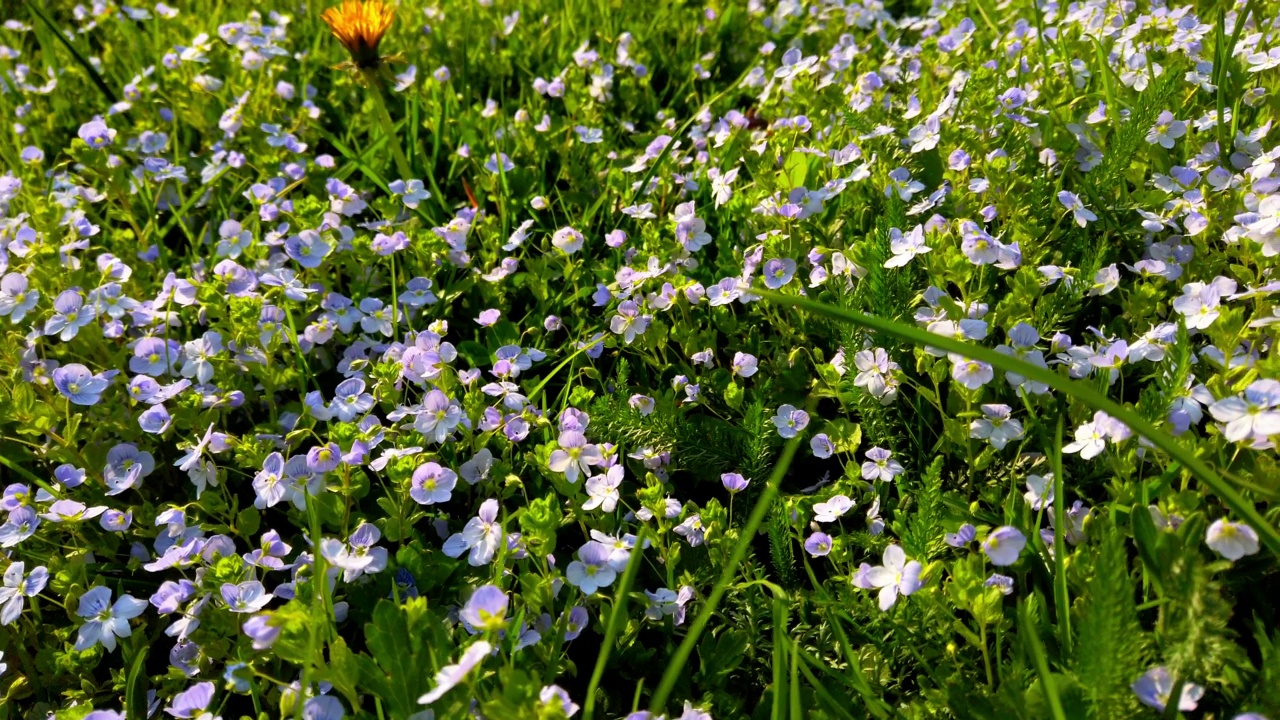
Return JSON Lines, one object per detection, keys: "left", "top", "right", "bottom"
{"left": 317, "top": 637, "right": 361, "bottom": 709}
{"left": 124, "top": 646, "right": 148, "bottom": 720}
{"left": 697, "top": 629, "right": 749, "bottom": 681}
{"left": 236, "top": 507, "right": 261, "bottom": 537}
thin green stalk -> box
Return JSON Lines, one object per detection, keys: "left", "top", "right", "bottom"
{"left": 582, "top": 528, "right": 648, "bottom": 720}
{"left": 364, "top": 71, "right": 414, "bottom": 185}
{"left": 1020, "top": 600, "right": 1068, "bottom": 720}
{"left": 759, "top": 290, "right": 1280, "bottom": 558}
{"left": 1051, "top": 417, "right": 1070, "bottom": 658}
{"left": 649, "top": 434, "right": 804, "bottom": 713}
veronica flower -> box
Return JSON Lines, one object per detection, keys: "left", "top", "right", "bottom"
{"left": 166, "top": 682, "right": 215, "bottom": 719}
{"left": 884, "top": 225, "right": 930, "bottom": 267}
{"left": 853, "top": 348, "right": 899, "bottom": 402}
{"left": 762, "top": 258, "right": 797, "bottom": 289}
{"left": 1145, "top": 111, "right": 1187, "bottom": 149}
{"left": 861, "top": 447, "right": 903, "bottom": 481}
{"left": 729, "top": 352, "right": 758, "bottom": 378}
{"left": 322, "top": 523, "right": 388, "bottom": 582}
{"left": 804, "top": 532, "right": 833, "bottom": 557}
{"left": 945, "top": 523, "right": 976, "bottom": 547}
{"left": 566, "top": 541, "right": 617, "bottom": 594}
{"left": 548, "top": 431, "right": 603, "bottom": 483}
{"left": 321, "top": 0, "right": 396, "bottom": 70}
{"left": 982, "top": 526, "right": 1026, "bottom": 566}
{"left": 461, "top": 584, "right": 509, "bottom": 632}
{"left": 0, "top": 274, "right": 39, "bottom": 323}
{"left": 949, "top": 354, "right": 994, "bottom": 390}
{"left": 53, "top": 363, "right": 110, "bottom": 406}
{"left": 721, "top": 472, "right": 749, "bottom": 493}
{"left": 813, "top": 495, "right": 854, "bottom": 522}
{"left": 0, "top": 507, "right": 39, "bottom": 547}
{"left": 1131, "top": 666, "right": 1203, "bottom": 712}
{"left": 75, "top": 586, "right": 147, "bottom": 652}
{"left": 609, "top": 301, "right": 651, "bottom": 344}
{"left": 0, "top": 562, "right": 48, "bottom": 625}
{"left": 1208, "top": 379, "right": 1280, "bottom": 443}
{"left": 583, "top": 464, "right": 623, "bottom": 512}
{"left": 221, "top": 580, "right": 272, "bottom": 613}
{"left": 673, "top": 514, "right": 705, "bottom": 546}
{"left": 415, "top": 389, "right": 464, "bottom": 443}
{"left": 418, "top": 640, "right": 492, "bottom": 705}
{"left": 859, "top": 545, "right": 923, "bottom": 611}
{"left": 1024, "top": 474, "right": 1054, "bottom": 510}
{"left": 1205, "top": 519, "right": 1260, "bottom": 560}
{"left": 442, "top": 499, "right": 503, "bottom": 566}
{"left": 1057, "top": 191, "right": 1096, "bottom": 227}
{"left": 969, "top": 404, "right": 1025, "bottom": 450}
{"left": 772, "top": 404, "right": 809, "bottom": 438}
{"left": 410, "top": 462, "right": 457, "bottom": 505}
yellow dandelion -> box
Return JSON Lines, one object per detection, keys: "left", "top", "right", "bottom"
{"left": 321, "top": 0, "right": 396, "bottom": 70}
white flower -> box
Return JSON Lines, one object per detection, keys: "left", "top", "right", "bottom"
{"left": 1205, "top": 519, "right": 1260, "bottom": 560}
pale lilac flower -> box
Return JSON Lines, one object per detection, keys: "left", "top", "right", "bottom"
{"left": 1205, "top": 519, "right": 1260, "bottom": 560}
{"left": 75, "top": 586, "right": 147, "bottom": 652}
{"left": 969, "top": 404, "right": 1025, "bottom": 450}
{"left": 583, "top": 465, "right": 623, "bottom": 512}
{"left": 1057, "top": 191, "right": 1096, "bottom": 227}
{"left": 566, "top": 542, "right": 617, "bottom": 594}
{"left": 813, "top": 495, "right": 854, "bottom": 523}
{"left": 442, "top": 499, "right": 503, "bottom": 566}
{"left": 673, "top": 514, "right": 705, "bottom": 546}
{"left": 862, "top": 545, "right": 923, "bottom": 611}
{"left": 418, "top": 640, "right": 492, "bottom": 704}
{"left": 1145, "top": 111, "right": 1187, "bottom": 149}
{"left": 945, "top": 523, "right": 976, "bottom": 547}
{"left": 548, "top": 431, "right": 604, "bottom": 483}
{"left": 410, "top": 462, "right": 458, "bottom": 505}
{"left": 609, "top": 301, "right": 651, "bottom": 344}
{"left": 949, "top": 354, "right": 994, "bottom": 389}
{"left": 772, "top": 404, "right": 809, "bottom": 438}
{"left": 804, "top": 532, "right": 833, "bottom": 557}
{"left": 721, "top": 473, "right": 749, "bottom": 493}
{"left": 982, "top": 526, "right": 1026, "bottom": 566}
{"left": 0, "top": 562, "right": 48, "bottom": 625}
{"left": 53, "top": 363, "right": 110, "bottom": 405}
{"left": 221, "top": 580, "right": 272, "bottom": 613}
{"left": 1023, "top": 474, "right": 1054, "bottom": 510}
{"left": 810, "top": 434, "right": 834, "bottom": 458}
{"left": 884, "top": 225, "right": 929, "bottom": 267}
{"left": 1208, "top": 380, "right": 1280, "bottom": 443}
{"left": 1131, "top": 666, "right": 1203, "bottom": 713}
{"left": 461, "top": 584, "right": 509, "bottom": 631}
{"left": 731, "top": 352, "right": 758, "bottom": 378}
{"left": 861, "top": 447, "right": 903, "bottom": 482}
{"left": 321, "top": 523, "right": 388, "bottom": 582}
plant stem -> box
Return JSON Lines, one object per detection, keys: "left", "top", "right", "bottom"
{"left": 365, "top": 70, "right": 414, "bottom": 184}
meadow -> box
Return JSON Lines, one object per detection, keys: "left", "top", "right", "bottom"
{"left": 0, "top": 0, "right": 1278, "bottom": 718}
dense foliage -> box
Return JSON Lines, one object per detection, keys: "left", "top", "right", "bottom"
{"left": 0, "top": 0, "right": 1278, "bottom": 718}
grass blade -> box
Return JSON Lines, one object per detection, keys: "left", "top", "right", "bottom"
{"left": 758, "top": 289, "right": 1280, "bottom": 558}
{"left": 25, "top": 1, "right": 118, "bottom": 104}
{"left": 583, "top": 528, "right": 648, "bottom": 720}
{"left": 648, "top": 434, "right": 804, "bottom": 713}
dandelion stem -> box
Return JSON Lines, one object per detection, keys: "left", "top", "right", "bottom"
{"left": 365, "top": 70, "right": 414, "bottom": 184}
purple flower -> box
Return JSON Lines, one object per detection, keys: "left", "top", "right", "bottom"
{"left": 861, "top": 447, "right": 904, "bottom": 481}
{"left": 285, "top": 229, "right": 332, "bottom": 269}
{"left": 985, "top": 574, "right": 1014, "bottom": 595}
{"left": 762, "top": 258, "right": 797, "bottom": 289}
{"left": 460, "top": 584, "right": 509, "bottom": 631}
{"left": 53, "top": 363, "right": 110, "bottom": 406}
{"left": 418, "top": 640, "right": 492, "bottom": 704}
{"left": 548, "top": 431, "right": 603, "bottom": 483}
{"left": 75, "top": 586, "right": 147, "bottom": 652}
{"left": 1131, "top": 666, "right": 1203, "bottom": 712}
{"left": 810, "top": 433, "right": 834, "bottom": 458}
{"left": 331, "top": 378, "right": 374, "bottom": 422}
{"left": 78, "top": 118, "right": 116, "bottom": 149}
{"left": 813, "top": 495, "right": 854, "bottom": 523}
{"left": 242, "top": 613, "right": 280, "bottom": 650}
{"left": 566, "top": 542, "right": 617, "bottom": 594}
{"left": 804, "top": 532, "right": 833, "bottom": 557}
{"left": 861, "top": 545, "right": 923, "bottom": 610}
{"left": 949, "top": 354, "right": 994, "bottom": 390}
{"left": 1205, "top": 519, "right": 1260, "bottom": 560}
{"left": 0, "top": 562, "right": 48, "bottom": 625}
{"left": 772, "top": 404, "right": 809, "bottom": 438}
{"left": 583, "top": 465, "right": 623, "bottom": 512}
{"left": 167, "top": 681, "right": 215, "bottom": 718}
{"left": 442, "top": 499, "right": 503, "bottom": 566}
{"left": 982, "top": 526, "right": 1027, "bottom": 566}
{"left": 138, "top": 404, "right": 172, "bottom": 434}
{"left": 410, "top": 462, "right": 458, "bottom": 505}
{"left": 0, "top": 507, "right": 39, "bottom": 547}
{"left": 731, "top": 352, "right": 758, "bottom": 378}
{"left": 945, "top": 523, "right": 976, "bottom": 547}
{"left": 321, "top": 523, "right": 388, "bottom": 582}
{"left": 221, "top": 580, "right": 272, "bottom": 613}
{"left": 721, "top": 472, "right": 749, "bottom": 493}
{"left": 306, "top": 443, "right": 342, "bottom": 474}
{"left": 476, "top": 308, "right": 501, "bottom": 326}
